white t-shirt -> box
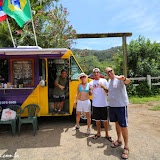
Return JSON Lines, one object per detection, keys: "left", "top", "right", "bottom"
{"left": 89, "top": 78, "right": 108, "bottom": 107}
{"left": 108, "top": 78, "right": 129, "bottom": 107}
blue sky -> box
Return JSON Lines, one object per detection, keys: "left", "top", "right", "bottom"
{"left": 58, "top": 0, "right": 160, "bottom": 50}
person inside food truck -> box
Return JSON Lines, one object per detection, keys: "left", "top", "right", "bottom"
{"left": 52, "top": 69, "right": 68, "bottom": 114}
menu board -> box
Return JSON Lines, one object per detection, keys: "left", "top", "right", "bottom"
{"left": 11, "top": 59, "right": 34, "bottom": 86}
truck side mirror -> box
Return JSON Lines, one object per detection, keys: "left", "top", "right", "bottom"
{"left": 40, "top": 80, "right": 46, "bottom": 87}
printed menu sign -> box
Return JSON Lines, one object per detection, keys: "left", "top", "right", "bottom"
{"left": 11, "top": 59, "right": 34, "bottom": 86}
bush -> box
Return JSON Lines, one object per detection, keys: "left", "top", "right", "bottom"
{"left": 126, "top": 81, "right": 136, "bottom": 97}
{"left": 135, "top": 81, "right": 152, "bottom": 97}
{"left": 151, "top": 85, "right": 160, "bottom": 95}
{"left": 127, "top": 81, "right": 160, "bottom": 97}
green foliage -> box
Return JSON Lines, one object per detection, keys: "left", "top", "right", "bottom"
{"left": 129, "top": 95, "right": 160, "bottom": 104}
{"left": 151, "top": 85, "right": 160, "bottom": 95}
{"left": 135, "top": 81, "right": 152, "bottom": 97}
{"left": 148, "top": 103, "right": 154, "bottom": 106}
{"left": 75, "top": 52, "right": 101, "bottom": 74}
{"left": 16, "top": 3, "right": 77, "bottom": 48}
{"left": 126, "top": 81, "right": 136, "bottom": 97}
{"left": 74, "top": 36, "right": 160, "bottom": 77}
{"left": 127, "top": 81, "right": 160, "bottom": 97}
{"left": 112, "top": 50, "right": 123, "bottom": 75}
{"left": 73, "top": 47, "right": 120, "bottom": 74}
{"left": 0, "top": 0, "right": 77, "bottom": 48}
{"left": 0, "top": 22, "right": 13, "bottom": 47}
{"left": 74, "top": 37, "right": 160, "bottom": 99}
{"left": 30, "top": 0, "right": 59, "bottom": 11}
{"left": 114, "top": 36, "right": 160, "bottom": 77}
{"left": 149, "top": 105, "right": 160, "bottom": 111}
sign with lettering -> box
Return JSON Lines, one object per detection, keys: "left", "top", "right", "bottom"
{"left": 0, "top": 101, "right": 16, "bottom": 105}
{"left": 11, "top": 59, "right": 34, "bottom": 86}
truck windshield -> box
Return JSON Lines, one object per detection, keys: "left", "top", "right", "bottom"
{"left": 70, "top": 56, "right": 82, "bottom": 80}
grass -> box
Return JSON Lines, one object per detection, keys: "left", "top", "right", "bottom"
{"left": 148, "top": 103, "right": 154, "bottom": 106}
{"left": 129, "top": 95, "right": 160, "bottom": 104}
{"left": 149, "top": 105, "right": 160, "bottom": 111}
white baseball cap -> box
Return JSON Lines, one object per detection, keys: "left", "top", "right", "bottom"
{"left": 93, "top": 68, "right": 100, "bottom": 73}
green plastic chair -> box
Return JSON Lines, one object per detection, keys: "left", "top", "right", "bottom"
{"left": 18, "top": 104, "right": 40, "bottom": 136}
{"left": 0, "top": 105, "right": 22, "bottom": 136}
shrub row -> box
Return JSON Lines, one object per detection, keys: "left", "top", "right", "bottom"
{"left": 127, "top": 81, "right": 160, "bottom": 97}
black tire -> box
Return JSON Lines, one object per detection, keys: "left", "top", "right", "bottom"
{"left": 80, "top": 118, "right": 87, "bottom": 123}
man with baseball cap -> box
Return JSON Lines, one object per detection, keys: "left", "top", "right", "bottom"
{"left": 89, "top": 68, "right": 112, "bottom": 141}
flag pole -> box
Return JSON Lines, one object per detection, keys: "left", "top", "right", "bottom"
{"left": 28, "top": 0, "right": 38, "bottom": 46}
{"left": 31, "top": 17, "right": 38, "bottom": 46}
{"left": 6, "top": 18, "right": 16, "bottom": 48}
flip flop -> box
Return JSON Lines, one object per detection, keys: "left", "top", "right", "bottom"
{"left": 72, "top": 125, "right": 80, "bottom": 131}
{"left": 111, "top": 140, "right": 122, "bottom": 148}
{"left": 121, "top": 148, "right": 129, "bottom": 159}
{"left": 105, "top": 136, "right": 113, "bottom": 142}
{"left": 85, "top": 128, "right": 91, "bottom": 135}
{"left": 92, "top": 134, "right": 101, "bottom": 139}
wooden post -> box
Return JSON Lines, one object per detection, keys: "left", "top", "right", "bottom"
{"left": 147, "top": 75, "right": 151, "bottom": 89}
{"left": 122, "top": 36, "right": 128, "bottom": 77}
{"left": 76, "top": 32, "right": 132, "bottom": 77}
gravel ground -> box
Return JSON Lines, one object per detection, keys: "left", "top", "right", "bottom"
{"left": 0, "top": 102, "right": 160, "bottom": 160}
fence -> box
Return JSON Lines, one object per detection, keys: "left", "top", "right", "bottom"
{"left": 130, "top": 75, "right": 160, "bottom": 89}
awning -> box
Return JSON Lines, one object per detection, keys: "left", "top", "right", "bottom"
{"left": 0, "top": 48, "right": 68, "bottom": 56}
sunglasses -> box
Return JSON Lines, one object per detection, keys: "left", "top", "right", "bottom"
{"left": 106, "top": 70, "right": 112, "bottom": 74}
{"left": 80, "top": 76, "right": 86, "bottom": 79}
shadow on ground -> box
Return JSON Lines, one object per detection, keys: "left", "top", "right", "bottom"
{"left": 86, "top": 123, "right": 122, "bottom": 159}
{"left": 71, "top": 121, "right": 121, "bottom": 159}
{"left": 0, "top": 116, "right": 74, "bottom": 159}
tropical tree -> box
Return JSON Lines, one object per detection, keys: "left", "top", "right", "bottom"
{"left": 0, "top": 0, "right": 59, "bottom": 42}
{"left": 74, "top": 49, "right": 114, "bottom": 75}
{"left": 30, "top": 0, "right": 58, "bottom": 10}
{"left": 114, "top": 36, "right": 160, "bottom": 77}
{"left": 0, "top": 0, "right": 77, "bottom": 48}
{"left": 0, "top": 22, "right": 13, "bottom": 47}
{"left": 17, "top": 4, "right": 76, "bottom": 48}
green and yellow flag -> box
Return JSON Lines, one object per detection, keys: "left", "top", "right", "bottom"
{"left": 3, "top": 0, "right": 31, "bottom": 27}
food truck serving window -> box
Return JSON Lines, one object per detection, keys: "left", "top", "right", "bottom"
{"left": 70, "top": 56, "right": 82, "bottom": 80}
{"left": 10, "top": 59, "right": 34, "bottom": 86}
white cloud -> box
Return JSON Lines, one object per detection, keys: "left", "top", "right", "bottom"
{"left": 61, "top": 0, "right": 160, "bottom": 49}
{"left": 109, "top": 0, "right": 160, "bottom": 34}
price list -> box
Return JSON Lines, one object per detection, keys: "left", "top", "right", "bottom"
{"left": 12, "top": 60, "right": 34, "bottom": 86}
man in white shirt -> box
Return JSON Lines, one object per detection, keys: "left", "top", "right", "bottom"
{"left": 89, "top": 68, "right": 112, "bottom": 142}
{"left": 106, "top": 67, "right": 131, "bottom": 159}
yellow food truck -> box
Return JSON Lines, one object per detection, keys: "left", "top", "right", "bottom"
{"left": 0, "top": 46, "right": 90, "bottom": 117}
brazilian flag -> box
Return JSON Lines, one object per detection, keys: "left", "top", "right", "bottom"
{"left": 3, "top": 0, "right": 31, "bottom": 27}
